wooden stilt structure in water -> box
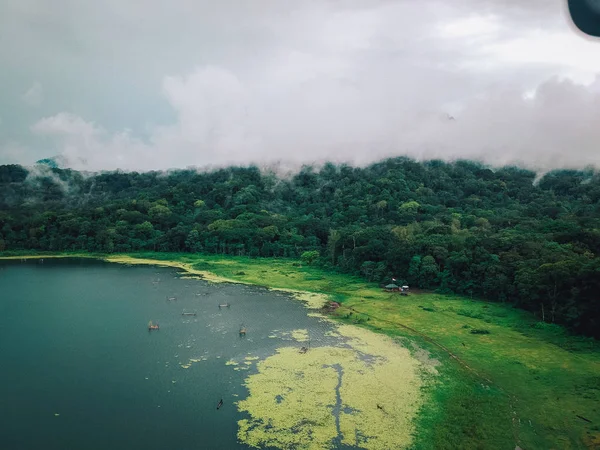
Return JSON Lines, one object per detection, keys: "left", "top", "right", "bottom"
{"left": 148, "top": 320, "right": 160, "bottom": 330}
{"left": 299, "top": 338, "right": 311, "bottom": 354}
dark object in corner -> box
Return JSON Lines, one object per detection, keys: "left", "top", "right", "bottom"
{"left": 568, "top": 0, "right": 600, "bottom": 37}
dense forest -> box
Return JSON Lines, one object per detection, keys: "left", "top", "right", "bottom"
{"left": 1, "top": 158, "right": 599, "bottom": 337}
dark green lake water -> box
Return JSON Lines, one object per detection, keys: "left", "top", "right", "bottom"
{"left": 0, "top": 259, "right": 335, "bottom": 450}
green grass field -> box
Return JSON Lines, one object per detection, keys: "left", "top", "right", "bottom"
{"left": 3, "top": 251, "right": 600, "bottom": 449}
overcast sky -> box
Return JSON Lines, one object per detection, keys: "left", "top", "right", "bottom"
{"left": 1, "top": 0, "right": 600, "bottom": 172}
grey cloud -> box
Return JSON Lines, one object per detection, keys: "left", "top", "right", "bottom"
{"left": 2, "top": 0, "right": 600, "bottom": 171}
{"left": 30, "top": 71, "right": 600, "bottom": 172}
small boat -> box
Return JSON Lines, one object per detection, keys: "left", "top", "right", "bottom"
{"left": 239, "top": 325, "right": 247, "bottom": 336}
{"left": 182, "top": 311, "right": 197, "bottom": 316}
{"left": 167, "top": 296, "right": 177, "bottom": 301}
{"left": 216, "top": 399, "right": 223, "bottom": 410}
{"left": 148, "top": 321, "right": 160, "bottom": 331}
{"left": 218, "top": 303, "right": 230, "bottom": 309}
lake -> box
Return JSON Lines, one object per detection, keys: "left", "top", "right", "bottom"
{"left": 0, "top": 258, "right": 339, "bottom": 450}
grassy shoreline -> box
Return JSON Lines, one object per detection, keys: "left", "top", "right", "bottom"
{"left": 3, "top": 251, "right": 600, "bottom": 449}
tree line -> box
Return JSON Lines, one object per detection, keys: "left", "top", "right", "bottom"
{"left": 1, "top": 158, "right": 599, "bottom": 337}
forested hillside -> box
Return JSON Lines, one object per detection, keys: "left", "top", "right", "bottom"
{"left": 1, "top": 158, "right": 599, "bottom": 337}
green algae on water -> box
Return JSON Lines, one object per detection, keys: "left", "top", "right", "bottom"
{"left": 236, "top": 325, "right": 424, "bottom": 450}
{"left": 290, "top": 329, "right": 309, "bottom": 342}
{"left": 270, "top": 288, "right": 329, "bottom": 309}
